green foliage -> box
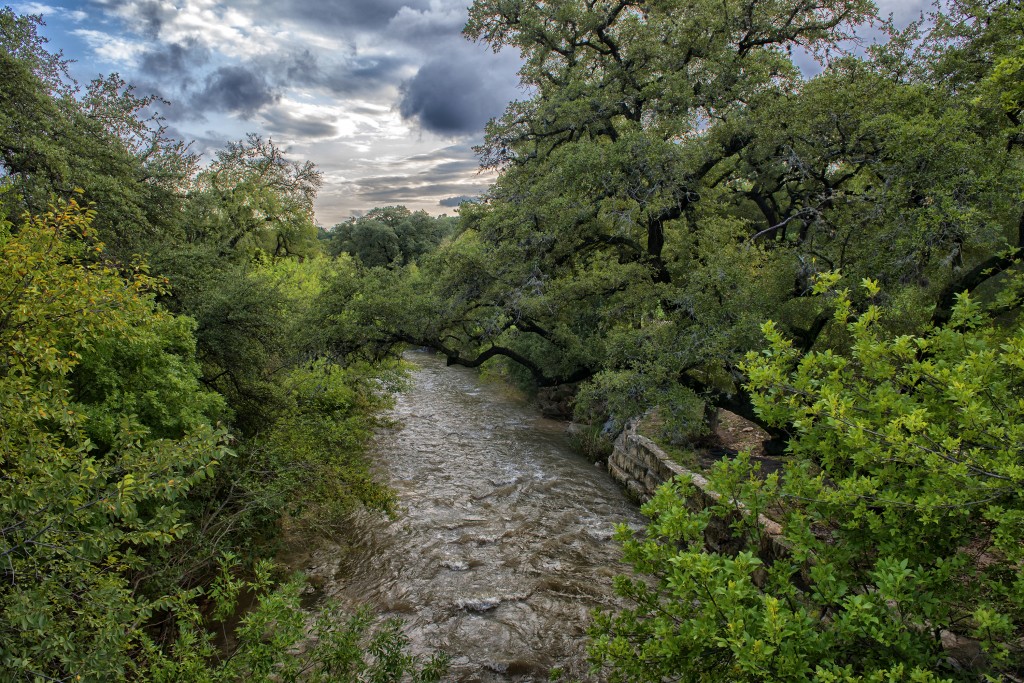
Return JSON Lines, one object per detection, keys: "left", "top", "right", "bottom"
{"left": 0, "top": 11, "right": 195, "bottom": 257}
{"left": 169, "top": 255, "right": 406, "bottom": 579}
{"left": 0, "top": 9, "right": 443, "bottom": 679}
{"left": 0, "top": 201, "right": 228, "bottom": 680}
{"left": 345, "top": 0, "right": 1005, "bottom": 452}
{"left": 589, "top": 280, "right": 1024, "bottom": 681}
{"left": 745, "top": 281, "right": 1024, "bottom": 667}
{"left": 7, "top": 3, "right": 1024, "bottom": 680}
{"left": 68, "top": 306, "right": 227, "bottom": 451}
{"left": 185, "top": 134, "right": 323, "bottom": 260}
{"left": 0, "top": 200, "right": 442, "bottom": 682}
{"left": 327, "top": 206, "right": 459, "bottom": 267}
{"left": 0, "top": 9, "right": 72, "bottom": 96}
{"left": 247, "top": 357, "right": 402, "bottom": 525}
{"left": 149, "top": 557, "right": 448, "bottom": 683}
{"left": 567, "top": 424, "right": 615, "bottom": 463}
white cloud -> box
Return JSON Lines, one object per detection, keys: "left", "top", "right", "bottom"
{"left": 72, "top": 29, "right": 148, "bottom": 65}
{"left": 160, "top": 4, "right": 277, "bottom": 59}
{"left": 13, "top": 2, "right": 59, "bottom": 15}
{"left": 388, "top": 0, "right": 465, "bottom": 41}
{"left": 12, "top": 2, "right": 87, "bottom": 22}
{"left": 92, "top": 0, "right": 278, "bottom": 59}
{"left": 43, "top": 0, "right": 515, "bottom": 220}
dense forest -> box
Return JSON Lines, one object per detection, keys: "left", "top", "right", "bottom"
{"left": 2, "top": 0, "right": 1023, "bottom": 681}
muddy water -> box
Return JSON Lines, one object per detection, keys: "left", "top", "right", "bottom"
{"left": 301, "top": 351, "right": 646, "bottom": 682}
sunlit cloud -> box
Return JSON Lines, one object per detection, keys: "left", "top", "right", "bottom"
{"left": 12, "top": 2, "right": 86, "bottom": 21}
{"left": 71, "top": 28, "right": 148, "bottom": 65}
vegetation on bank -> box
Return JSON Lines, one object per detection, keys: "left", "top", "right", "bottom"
{"left": 3, "top": 0, "right": 1024, "bottom": 680}
{"left": 0, "top": 9, "right": 448, "bottom": 680}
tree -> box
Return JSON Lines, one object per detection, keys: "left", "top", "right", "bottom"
{"left": 364, "top": 0, "right": 874, "bottom": 434}
{"left": 327, "top": 207, "right": 459, "bottom": 267}
{"left": 330, "top": 218, "right": 402, "bottom": 267}
{"left": 0, "top": 200, "right": 445, "bottom": 680}
{"left": 376, "top": 0, "right": 1021, "bottom": 448}
{"left": 184, "top": 134, "right": 322, "bottom": 260}
{"left": 0, "top": 9, "right": 445, "bottom": 677}
{"left": 0, "top": 10, "right": 195, "bottom": 258}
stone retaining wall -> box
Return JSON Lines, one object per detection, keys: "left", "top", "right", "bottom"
{"left": 607, "top": 429, "right": 693, "bottom": 503}
{"left": 607, "top": 424, "right": 788, "bottom": 563}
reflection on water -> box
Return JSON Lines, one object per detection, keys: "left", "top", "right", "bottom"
{"left": 298, "top": 351, "right": 645, "bottom": 682}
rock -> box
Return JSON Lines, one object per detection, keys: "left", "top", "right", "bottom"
{"left": 441, "top": 559, "right": 470, "bottom": 571}
{"left": 483, "top": 660, "right": 508, "bottom": 674}
{"left": 457, "top": 596, "right": 502, "bottom": 612}
{"left": 564, "top": 422, "right": 585, "bottom": 438}
{"left": 940, "top": 629, "right": 985, "bottom": 670}
{"left": 601, "top": 417, "right": 621, "bottom": 437}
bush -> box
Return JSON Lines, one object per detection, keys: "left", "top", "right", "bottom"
{"left": 589, "top": 278, "right": 1024, "bottom": 681}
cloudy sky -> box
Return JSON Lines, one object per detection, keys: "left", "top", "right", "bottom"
{"left": 14, "top": 0, "right": 928, "bottom": 226}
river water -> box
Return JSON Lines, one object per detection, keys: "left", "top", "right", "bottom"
{"left": 297, "top": 351, "right": 646, "bottom": 681}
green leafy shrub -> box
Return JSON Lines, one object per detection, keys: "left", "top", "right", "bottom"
{"left": 0, "top": 203, "right": 442, "bottom": 681}
{"left": 590, "top": 278, "right": 1024, "bottom": 681}
{"left": 567, "top": 424, "right": 616, "bottom": 463}
{"left": 149, "top": 557, "right": 448, "bottom": 683}
{"left": 0, "top": 201, "right": 229, "bottom": 679}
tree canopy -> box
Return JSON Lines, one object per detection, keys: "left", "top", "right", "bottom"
{"left": 326, "top": 206, "right": 459, "bottom": 267}
{"left": 367, "top": 0, "right": 1023, "bottom": 447}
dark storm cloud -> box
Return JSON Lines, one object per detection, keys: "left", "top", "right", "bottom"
{"left": 325, "top": 55, "right": 407, "bottom": 93}
{"left": 70, "top": 0, "right": 517, "bottom": 218}
{"left": 272, "top": 0, "right": 432, "bottom": 30}
{"left": 399, "top": 45, "right": 520, "bottom": 135}
{"left": 163, "top": 125, "right": 225, "bottom": 152}
{"left": 194, "top": 65, "right": 279, "bottom": 118}
{"left": 279, "top": 50, "right": 320, "bottom": 85}
{"left": 261, "top": 108, "right": 337, "bottom": 139}
{"left": 277, "top": 50, "right": 406, "bottom": 96}
{"left": 139, "top": 40, "right": 209, "bottom": 80}
{"left": 169, "top": 127, "right": 232, "bottom": 158}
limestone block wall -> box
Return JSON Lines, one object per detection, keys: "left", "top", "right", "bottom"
{"left": 607, "top": 424, "right": 788, "bottom": 562}
{"left": 608, "top": 430, "right": 695, "bottom": 503}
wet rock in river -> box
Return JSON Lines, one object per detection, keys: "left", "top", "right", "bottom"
{"left": 457, "top": 596, "right": 502, "bottom": 612}
{"left": 441, "top": 559, "right": 470, "bottom": 571}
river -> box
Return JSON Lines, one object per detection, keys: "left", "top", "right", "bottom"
{"left": 294, "top": 351, "right": 646, "bottom": 681}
